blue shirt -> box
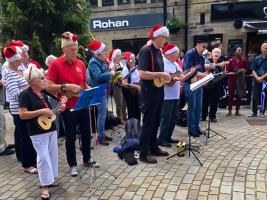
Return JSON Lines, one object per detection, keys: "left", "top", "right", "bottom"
{"left": 250, "top": 55, "right": 267, "bottom": 77}
{"left": 183, "top": 48, "right": 205, "bottom": 83}
{"left": 87, "top": 56, "right": 112, "bottom": 87}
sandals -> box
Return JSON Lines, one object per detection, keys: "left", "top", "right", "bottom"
{"left": 41, "top": 192, "right": 50, "bottom": 200}
{"left": 24, "top": 167, "right": 38, "bottom": 174}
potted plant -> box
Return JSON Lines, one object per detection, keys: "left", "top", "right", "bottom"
{"left": 167, "top": 18, "right": 184, "bottom": 34}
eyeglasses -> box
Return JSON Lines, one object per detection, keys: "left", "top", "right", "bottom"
{"left": 202, "top": 45, "right": 207, "bottom": 49}
{"left": 160, "top": 35, "right": 168, "bottom": 40}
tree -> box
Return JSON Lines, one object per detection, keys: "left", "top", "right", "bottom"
{"left": 0, "top": 0, "right": 93, "bottom": 65}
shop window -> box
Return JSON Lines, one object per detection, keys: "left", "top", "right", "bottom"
{"left": 134, "top": 0, "right": 146, "bottom": 4}
{"left": 151, "top": 0, "right": 162, "bottom": 3}
{"left": 118, "top": 0, "right": 130, "bottom": 5}
{"left": 90, "top": 0, "right": 97, "bottom": 7}
{"left": 102, "top": 0, "right": 114, "bottom": 6}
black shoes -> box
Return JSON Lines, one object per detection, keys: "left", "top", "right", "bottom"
{"left": 248, "top": 113, "right": 257, "bottom": 117}
{"left": 188, "top": 131, "right": 200, "bottom": 138}
{"left": 151, "top": 148, "right": 169, "bottom": 157}
{"left": 167, "top": 138, "right": 179, "bottom": 143}
{"left": 139, "top": 155, "right": 158, "bottom": 164}
{"left": 211, "top": 118, "right": 217, "bottom": 122}
{"left": 158, "top": 141, "right": 172, "bottom": 147}
{"left": 0, "top": 148, "right": 15, "bottom": 156}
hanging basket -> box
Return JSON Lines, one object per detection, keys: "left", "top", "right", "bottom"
{"left": 169, "top": 27, "right": 180, "bottom": 34}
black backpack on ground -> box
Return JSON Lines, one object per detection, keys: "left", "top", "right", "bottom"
{"left": 118, "top": 118, "right": 141, "bottom": 166}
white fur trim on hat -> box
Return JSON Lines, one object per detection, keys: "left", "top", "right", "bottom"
{"left": 111, "top": 49, "right": 121, "bottom": 61}
{"left": 146, "top": 40, "right": 152, "bottom": 46}
{"left": 93, "top": 42, "right": 106, "bottom": 55}
{"left": 21, "top": 44, "right": 29, "bottom": 52}
{"left": 165, "top": 46, "right": 179, "bottom": 55}
{"left": 153, "top": 26, "right": 169, "bottom": 38}
{"left": 6, "top": 53, "right": 21, "bottom": 63}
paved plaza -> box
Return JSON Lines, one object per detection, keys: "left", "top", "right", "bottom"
{"left": 1, "top": 106, "right": 267, "bottom": 200}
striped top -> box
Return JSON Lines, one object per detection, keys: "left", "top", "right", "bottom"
{"left": 3, "top": 68, "right": 28, "bottom": 114}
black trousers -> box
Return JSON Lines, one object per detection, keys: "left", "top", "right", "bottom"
{"left": 140, "top": 86, "right": 163, "bottom": 157}
{"left": 202, "top": 85, "right": 222, "bottom": 119}
{"left": 61, "top": 108, "right": 91, "bottom": 167}
{"left": 12, "top": 114, "right": 36, "bottom": 168}
{"left": 122, "top": 87, "right": 141, "bottom": 121}
{"left": 252, "top": 79, "right": 266, "bottom": 114}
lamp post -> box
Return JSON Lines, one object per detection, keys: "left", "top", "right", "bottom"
{"left": 163, "top": 0, "right": 167, "bottom": 25}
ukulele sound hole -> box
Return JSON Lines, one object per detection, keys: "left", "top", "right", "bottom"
{"left": 48, "top": 116, "right": 52, "bottom": 119}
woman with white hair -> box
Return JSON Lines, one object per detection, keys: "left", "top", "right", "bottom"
{"left": 19, "top": 67, "right": 66, "bottom": 200}
{"left": 202, "top": 48, "right": 226, "bottom": 122}
{"left": 3, "top": 46, "right": 37, "bottom": 172}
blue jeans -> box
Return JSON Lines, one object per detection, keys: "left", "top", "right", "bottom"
{"left": 97, "top": 95, "right": 108, "bottom": 139}
{"left": 182, "top": 82, "right": 203, "bottom": 133}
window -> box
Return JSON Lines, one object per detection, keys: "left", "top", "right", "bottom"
{"left": 151, "top": 0, "right": 162, "bottom": 3}
{"left": 118, "top": 0, "right": 130, "bottom": 5}
{"left": 134, "top": 0, "right": 146, "bottom": 4}
{"left": 102, "top": 0, "right": 114, "bottom": 6}
{"left": 90, "top": 0, "right": 97, "bottom": 6}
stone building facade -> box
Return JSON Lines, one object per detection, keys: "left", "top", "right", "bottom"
{"left": 90, "top": 0, "right": 266, "bottom": 58}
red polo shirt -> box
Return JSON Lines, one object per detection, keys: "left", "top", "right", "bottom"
{"left": 46, "top": 56, "right": 87, "bottom": 109}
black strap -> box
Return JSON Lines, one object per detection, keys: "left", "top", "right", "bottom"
{"left": 41, "top": 90, "right": 59, "bottom": 101}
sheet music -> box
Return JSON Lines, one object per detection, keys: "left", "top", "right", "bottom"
{"left": 190, "top": 73, "right": 214, "bottom": 91}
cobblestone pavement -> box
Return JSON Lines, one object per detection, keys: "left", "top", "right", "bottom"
{"left": 1, "top": 107, "right": 267, "bottom": 200}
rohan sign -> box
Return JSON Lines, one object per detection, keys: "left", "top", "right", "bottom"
{"left": 90, "top": 13, "right": 164, "bottom": 32}
{"left": 93, "top": 20, "right": 129, "bottom": 29}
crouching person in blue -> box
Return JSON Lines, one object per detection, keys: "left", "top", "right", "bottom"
{"left": 87, "top": 40, "right": 115, "bottom": 145}
{"left": 183, "top": 36, "right": 208, "bottom": 138}
{"left": 19, "top": 67, "right": 66, "bottom": 200}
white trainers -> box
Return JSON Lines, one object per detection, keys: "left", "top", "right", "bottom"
{"left": 260, "top": 113, "right": 265, "bottom": 118}
{"left": 70, "top": 166, "right": 79, "bottom": 176}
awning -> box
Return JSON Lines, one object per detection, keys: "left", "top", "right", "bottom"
{"left": 243, "top": 21, "right": 267, "bottom": 34}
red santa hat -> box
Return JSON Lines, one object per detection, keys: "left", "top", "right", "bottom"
{"left": 28, "top": 60, "right": 42, "bottom": 69}
{"left": 148, "top": 24, "right": 169, "bottom": 40}
{"left": 123, "top": 51, "right": 135, "bottom": 62}
{"left": 8, "top": 40, "right": 29, "bottom": 52}
{"left": 87, "top": 40, "right": 106, "bottom": 55}
{"left": 61, "top": 31, "right": 78, "bottom": 48}
{"left": 163, "top": 43, "right": 179, "bottom": 55}
{"left": 3, "top": 46, "right": 22, "bottom": 63}
{"left": 109, "top": 49, "right": 122, "bottom": 61}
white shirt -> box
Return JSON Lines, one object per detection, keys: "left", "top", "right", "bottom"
{"left": 122, "top": 65, "right": 140, "bottom": 84}
{"left": 163, "top": 56, "right": 181, "bottom": 100}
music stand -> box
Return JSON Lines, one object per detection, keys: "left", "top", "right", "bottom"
{"left": 72, "top": 83, "right": 116, "bottom": 192}
{"left": 203, "top": 73, "right": 227, "bottom": 144}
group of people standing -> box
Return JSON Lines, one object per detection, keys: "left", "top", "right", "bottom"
{"left": 1, "top": 24, "right": 267, "bottom": 200}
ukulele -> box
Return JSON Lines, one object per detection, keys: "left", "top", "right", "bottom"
{"left": 37, "top": 96, "right": 67, "bottom": 131}
{"left": 153, "top": 64, "right": 201, "bottom": 88}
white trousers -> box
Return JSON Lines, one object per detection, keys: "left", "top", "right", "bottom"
{"left": 30, "top": 131, "right": 58, "bottom": 186}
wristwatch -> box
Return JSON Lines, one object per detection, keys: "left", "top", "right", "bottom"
{"left": 61, "top": 84, "right": 67, "bottom": 93}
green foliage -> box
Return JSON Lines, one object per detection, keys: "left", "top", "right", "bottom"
{"left": 0, "top": 0, "right": 92, "bottom": 65}
{"left": 167, "top": 18, "right": 184, "bottom": 30}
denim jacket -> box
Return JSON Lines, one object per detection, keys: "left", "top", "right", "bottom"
{"left": 87, "top": 56, "right": 112, "bottom": 87}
